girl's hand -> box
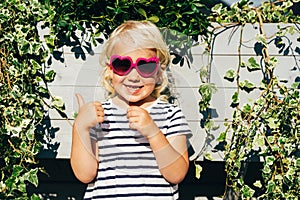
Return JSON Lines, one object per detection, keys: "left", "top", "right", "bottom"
{"left": 75, "top": 93, "right": 104, "bottom": 131}
{"left": 126, "top": 106, "right": 160, "bottom": 138}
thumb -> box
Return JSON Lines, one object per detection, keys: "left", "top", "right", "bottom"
{"left": 75, "top": 93, "right": 85, "bottom": 108}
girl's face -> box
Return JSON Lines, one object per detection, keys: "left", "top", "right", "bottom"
{"left": 110, "top": 45, "right": 160, "bottom": 106}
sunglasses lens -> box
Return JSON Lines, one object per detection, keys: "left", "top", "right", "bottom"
{"left": 137, "top": 60, "right": 157, "bottom": 76}
{"left": 111, "top": 58, "right": 131, "bottom": 75}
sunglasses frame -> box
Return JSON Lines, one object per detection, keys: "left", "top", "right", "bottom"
{"left": 109, "top": 55, "right": 160, "bottom": 78}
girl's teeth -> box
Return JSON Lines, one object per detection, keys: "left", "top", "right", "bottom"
{"left": 127, "top": 85, "right": 141, "bottom": 89}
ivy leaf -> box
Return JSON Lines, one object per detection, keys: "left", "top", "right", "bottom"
{"left": 137, "top": 8, "right": 147, "bottom": 18}
{"left": 224, "top": 68, "right": 235, "bottom": 82}
{"left": 198, "top": 83, "right": 217, "bottom": 111}
{"left": 211, "top": 3, "right": 223, "bottom": 15}
{"left": 253, "top": 134, "right": 265, "bottom": 149}
{"left": 30, "top": 59, "right": 42, "bottom": 75}
{"left": 253, "top": 180, "right": 262, "bottom": 188}
{"left": 199, "top": 66, "right": 208, "bottom": 81}
{"left": 18, "top": 179, "right": 26, "bottom": 193}
{"left": 247, "top": 57, "right": 261, "bottom": 72}
{"left": 45, "top": 70, "right": 56, "bottom": 82}
{"left": 266, "top": 117, "right": 279, "bottom": 129}
{"left": 267, "top": 136, "right": 275, "bottom": 143}
{"left": 12, "top": 165, "right": 24, "bottom": 178}
{"left": 44, "top": 34, "right": 56, "bottom": 48}
{"left": 266, "top": 180, "right": 275, "bottom": 193}
{"left": 231, "top": 91, "right": 239, "bottom": 107}
{"left": 30, "top": 194, "right": 41, "bottom": 200}
{"left": 204, "top": 153, "right": 213, "bottom": 161}
{"left": 239, "top": 80, "right": 255, "bottom": 93}
{"left": 147, "top": 16, "right": 159, "bottom": 23}
{"left": 247, "top": 10, "right": 256, "bottom": 20}
{"left": 217, "top": 131, "right": 226, "bottom": 142}
{"left": 195, "top": 163, "right": 202, "bottom": 179}
{"left": 274, "top": 174, "right": 283, "bottom": 181}
{"left": 242, "top": 103, "right": 251, "bottom": 114}
{"left": 16, "top": 3, "right": 26, "bottom": 12}
{"left": 256, "top": 34, "right": 267, "bottom": 45}
{"left": 266, "top": 156, "right": 275, "bottom": 166}
{"left": 24, "top": 169, "right": 39, "bottom": 187}
{"left": 51, "top": 96, "right": 64, "bottom": 109}
{"left": 241, "top": 185, "right": 255, "bottom": 198}
{"left": 296, "top": 158, "right": 300, "bottom": 168}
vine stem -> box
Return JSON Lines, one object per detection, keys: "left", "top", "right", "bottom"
{"left": 8, "top": 139, "right": 22, "bottom": 154}
{"left": 255, "top": 7, "right": 272, "bottom": 74}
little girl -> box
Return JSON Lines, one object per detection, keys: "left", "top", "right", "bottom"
{"left": 71, "top": 20, "right": 192, "bottom": 200}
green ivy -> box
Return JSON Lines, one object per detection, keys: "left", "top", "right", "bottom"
{"left": 2, "top": 0, "right": 299, "bottom": 199}
{"left": 43, "top": 0, "right": 209, "bottom": 66}
{"left": 0, "top": 0, "right": 210, "bottom": 198}
{"left": 0, "top": 0, "right": 63, "bottom": 199}
{"left": 200, "top": 0, "right": 300, "bottom": 199}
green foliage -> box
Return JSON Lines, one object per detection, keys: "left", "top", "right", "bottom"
{"left": 200, "top": 0, "right": 300, "bottom": 199}
{"left": 209, "top": 0, "right": 299, "bottom": 24}
{"left": 42, "top": 0, "right": 209, "bottom": 64}
{"left": 0, "top": 0, "right": 62, "bottom": 199}
{"left": 0, "top": 0, "right": 210, "bottom": 198}
{"left": 3, "top": 0, "right": 299, "bottom": 199}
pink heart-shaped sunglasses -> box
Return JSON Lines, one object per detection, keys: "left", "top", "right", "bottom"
{"left": 110, "top": 55, "right": 160, "bottom": 78}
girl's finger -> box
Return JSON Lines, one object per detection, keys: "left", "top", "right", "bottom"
{"left": 75, "top": 93, "right": 85, "bottom": 108}
{"left": 96, "top": 116, "right": 104, "bottom": 123}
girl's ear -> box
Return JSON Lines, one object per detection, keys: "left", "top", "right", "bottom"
{"left": 155, "top": 69, "right": 163, "bottom": 84}
{"left": 160, "top": 64, "right": 167, "bottom": 70}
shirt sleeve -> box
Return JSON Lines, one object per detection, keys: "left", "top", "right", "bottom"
{"left": 89, "top": 123, "right": 102, "bottom": 141}
{"left": 165, "top": 105, "right": 192, "bottom": 139}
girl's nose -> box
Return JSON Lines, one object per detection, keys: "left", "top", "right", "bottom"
{"left": 127, "top": 68, "right": 140, "bottom": 82}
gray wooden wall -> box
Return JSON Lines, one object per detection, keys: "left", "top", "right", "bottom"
{"left": 43, "top": 23, "right": 299, "bottom": 161}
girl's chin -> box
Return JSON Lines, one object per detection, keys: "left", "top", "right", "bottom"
{"left": 127, "top": 97, "right": 142, "bottom": 103}
{"left": 117, "top": 94, "right": 142, "bottom": 104}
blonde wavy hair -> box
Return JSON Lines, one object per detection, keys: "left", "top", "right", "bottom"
{"left": 100, "top": 20, "right": 171, "bottom": 101}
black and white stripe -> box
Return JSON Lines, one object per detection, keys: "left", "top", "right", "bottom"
{"left": 85, "top": 99, "right": 191, "bottom": 200}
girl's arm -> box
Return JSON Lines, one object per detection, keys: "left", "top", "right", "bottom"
{"left": 70, "top": 122, "right": 99, "bottom": 183}
{"left": 127, "top": 106, "right": 189, "bottom": 184}
{"left": 148, "top": 133, "right": 189, "bottom": 184}
{"left": 70, "top": 94, "right": 104, "bottom": 183}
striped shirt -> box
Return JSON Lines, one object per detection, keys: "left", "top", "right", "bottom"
{"left": 84, "top": 99, "right": 192, "bottom": 200}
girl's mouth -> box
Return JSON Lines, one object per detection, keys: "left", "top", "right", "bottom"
{"left": 125, "top": 84, "right": 143, "bottom": 93}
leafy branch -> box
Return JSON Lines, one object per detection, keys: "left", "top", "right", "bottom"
{"left": 202, "top": 0, "right": 300, "bottom": 199}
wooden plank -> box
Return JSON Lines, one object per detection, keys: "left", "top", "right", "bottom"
{"left": 210, "top": 55, "right": 299, "bottom": 87}
{"left": 210, "top": 23, "right": 299, "bottom": 56}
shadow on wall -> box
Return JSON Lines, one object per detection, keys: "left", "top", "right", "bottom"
{"left": 36, "top": 114, "right": 60, "bottom": 158}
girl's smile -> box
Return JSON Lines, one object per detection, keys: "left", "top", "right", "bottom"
{"left": 124, "top": 84, "right": 144, "bottom": 94}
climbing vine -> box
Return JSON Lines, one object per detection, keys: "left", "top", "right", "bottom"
{"left": 199, "top": 0, "right": 300, "bottom": 199}
{"left": 0, "top": 0, "right": 64, "bottom": 199}
{"left": 0, "top": 0, "right": 209, "bottom": 199}
{"left": 1, "top": 0, "right": 299, "bottom": 199}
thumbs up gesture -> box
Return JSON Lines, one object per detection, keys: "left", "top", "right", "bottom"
{"left": 74, "top": 94, "right": 104, "bottom": 131}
